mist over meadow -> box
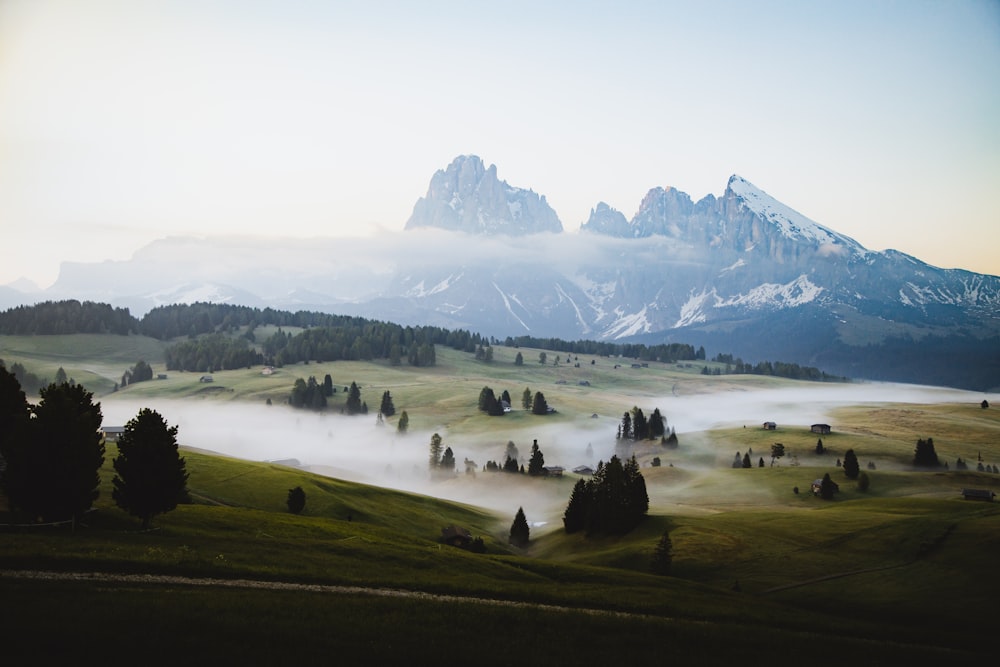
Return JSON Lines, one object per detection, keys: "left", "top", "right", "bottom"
{"left": 100, "top": 382, "right": 994, "bottom": 523}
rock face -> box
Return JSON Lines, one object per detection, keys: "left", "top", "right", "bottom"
{"left": 404, "top": 155, "right": 563, "bottom": 235}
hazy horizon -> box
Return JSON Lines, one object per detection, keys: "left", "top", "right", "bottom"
{"left": 2, "top": 1, "right": 998, "bottom": 288}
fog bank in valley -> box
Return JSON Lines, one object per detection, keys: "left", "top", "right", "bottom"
{"left": 100, "top": 382, "right": 995, "bottom": 523}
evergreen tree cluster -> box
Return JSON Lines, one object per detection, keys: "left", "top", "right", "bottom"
{"left": 563, "top": 455, "right": 648, "bottom": 535}
{"left": 0, "top": 368, "right": 106, "bottom": 522}
{"left": 289, "top": 376, "right": 328, "bottom": 411}
{"left": 502, "top": 335, "right": 702, "bottom": 363}
{"left": 0, "top": 359, "right": 48, "bottom": 394}
{"left": 121, "top": 359, "right": 154, "bottom": 387}
{"left": 0, "top": 300, "right": 135, "bottom": 335}
{"left": 913, "top": 438, "right": 941, "bottom": 467}
{"left": 706, "top": 354, "right": 840, "bottom": 381}
{"left": 477, "top": 386, "right": 507, "bottom": 416}
{"left": 616, "top": 406, "right": 671, "bottom": 442}
{"left": 165, "top": 334, "right": 263, "bottom": 372}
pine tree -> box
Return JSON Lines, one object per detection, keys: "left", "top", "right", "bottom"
{"left": 397, "top": 410, "right": 409, "bottom": 434}
{"left": 440, "top": 446, "right": 456, "bottom": 471}
{"left": 648, "top": 408, "right": 666, "bottom": 438}
{"left": 428, "top": 432, "right": 443, "bottom": 469}
{"left": 528, "top": 440, "right": 545, "bottom": 476}
{"left": 287, "top": 486, "right": 306, "bottom": 514}
{"left": 562, "top": 478, "right": 591, "bottom": 533}
{"left": 112, "top": 408, "right": 189, "bottom": 529}
{"left": 913, "top": 438, "right": 940, "bottom": 467}
{"left": 742, "top": 452, "right": 752, "bottom": 468}
{"left": 509, "top": 506, "right": 530, "bottom": 547}
{"left": 631, "top": 407, "right": 648, "bottom": 440}
{"left": 650, "top": 531, "right": 673, "bottom": 575}
{"left": 345, "top": 381, "right": 362, "bottom": 415}
{"left": 531, "top": 391, "right": 549, "bottom": 415}
{"left": 514, "top": 352, "right": 523, "bottom": 366}
{"left": 820, "top": 472, "right": 836, "bottom": 500}
{"left": 379, "top": 390, "right": 395, "bottom": 417}
{"left": 619, "top": 412, "right": 633, "bottom": 440}
{"left": 842, "top": 449, "right": 860, "bottom": 479}
{"left": 521, "top": 387, "right": 532, "bottom": 410}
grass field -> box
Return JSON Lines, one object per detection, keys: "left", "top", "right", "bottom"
{"left": 2, "top": 332, "right": 999, "bottom": 663}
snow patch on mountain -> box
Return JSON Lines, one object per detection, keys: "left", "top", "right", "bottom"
{"left": 404, "top": 273, "right": 462, "bottom": 297}
{"left": 717, "top": 275, "right": 822, "bottom": 310}
{"left": 493, "top": 283, "right": 530, "bottom": 331}
{"left": 554, "top": 282, "right": 591, "bottom": 334}
{"left": 674, "top": 289, "right": 716, "bottom": 328}
{"left": 602, "top": 306, "right": 651, "bottom": 339}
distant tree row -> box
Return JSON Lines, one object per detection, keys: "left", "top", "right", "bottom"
{"left": 262, "top": 325, "right": 437, "bottom": 367}
{"left": 563, "top": 455, "right": 648, "bottom": 535}
{"left": 502, "top": 335, "right": 702, "bottom": 363}
{"left": 164, "top": 334, "right": 263, "bottom": 372}
{"left": 121, "top": 359, "right": 153, "bottom": 387}
{"left": 0, "top": 300, "right": 135, "bottom": 336}
{"left": 616, "top": 406, "right": 673, "bottom": 442}
{"left": 0, "top": 359, "right": 49, "bottom": 394}
{"left": 708, "top": 354, "right": 841, "bottom": 381}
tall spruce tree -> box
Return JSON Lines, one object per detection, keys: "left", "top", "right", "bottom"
{"left": 509, "top": 507, "right": 530, "bottom": 547}
{"left": 397, "top": 410, "right": 409, "bottom": 434}
{"left": 531, "top": 391, "right": 549, "bottom": 415}
{"left": 428, "top": 433, "right": 443, "bottom": 469}
{"left": 0, "top": 366, "right": 32, "bottom": 511}
{"left": 913, "top": 438, "right": 940, "bottom": 467}
{"left": 112, "top": 408, "right": 189, "bottom": 529}
{"left": 562, "top": 478, "right": 591, "bottom": 533}
{"left": 842, "top": 449, "right": 860, "bottom": 479}
{"left": 379, "top": 390, "right": 396, "bottom": 417}
{"left": 287, "top": 486, "right": 306, "bottom": 514}
{"left": 345, "top": 381, "right": 363, "bottom": 415}
{"left": 521, "top": 387, "right": 532, "bottom": 410}
{"left": 527, "top": 440, "right": 545, "bottom": 476}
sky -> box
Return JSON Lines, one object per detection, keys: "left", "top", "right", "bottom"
{"left": 1, "top": 0, "right": 998, "bottom": 288}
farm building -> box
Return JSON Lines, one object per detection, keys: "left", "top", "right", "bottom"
{"left": 811, "top": 424, "right": 831, "bottom": 435}
{"left": 101, "top": 426, "right": 126, "bottom": 442}
{"left": 762, "top": 422, "right": 777, "bottom": 430}
{"left": 961, "top": 488, "right": 996, "bottom": 502}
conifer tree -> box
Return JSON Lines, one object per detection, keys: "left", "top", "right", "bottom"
{"left": 287, "top": 486, "right": 306, "bottom": 514}
{"left": 428, "top": 433, "right": 443, "bottom": 469}
{"left": 521, "top": 387, "right": 532, "bottom": 410}
{"left": 562, "top": 478, "right": 591, "bottom": 533}
{"left": 509, "top": 506, "right": 530, "bottom": 547}
{"left": 112, "top": 408, "right": 189, "bottom": 529}
{"left": 650, "top": 531, "right": 673, "bottom": 575}
{"left": 440, "top": 446, "right": 456, "bottom": 472}
{"left": 397, "top": 410, "right": 409, "bottom": 434}
{"left": 531, "top": 391, "right": 549, "bottom": 415}
{"left": 379, "top": 390, "right": 396, "bottom": 417}
{"left": 842, "top": 449, "right": 860, "bottom": 479}
{"left": 528, "top": 440, "right": 545, "bottom": 476}
{"left": 913, "top": 438, "right": 940, "bottom": 467}
{"left": 345, "top": 381, "right": 363, "bottom": 415}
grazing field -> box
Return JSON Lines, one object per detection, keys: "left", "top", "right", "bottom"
{"left": 2, "top": 332, "right": 998, "bottom": 662}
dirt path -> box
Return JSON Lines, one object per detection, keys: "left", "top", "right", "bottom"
{"left": 0, "top": 569, "right": 662, "bottom": 621}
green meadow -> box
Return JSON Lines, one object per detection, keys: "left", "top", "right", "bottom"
{"left": 2, "top": 332, "right": 998, "bottom": 664}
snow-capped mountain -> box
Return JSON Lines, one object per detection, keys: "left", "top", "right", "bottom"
{"left": 4, "top": 159, "right": 998, "bottom": 389}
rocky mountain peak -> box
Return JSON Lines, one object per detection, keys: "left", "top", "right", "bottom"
{"left": 404, "top": 155, "right": 563, "bottom": 235}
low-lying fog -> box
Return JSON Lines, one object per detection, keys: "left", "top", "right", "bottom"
{"left": 101, "top": 382, "right": 995, "bottom": 524}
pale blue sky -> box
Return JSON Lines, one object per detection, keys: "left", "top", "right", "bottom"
{"left": 1, "top": 0, "right": 998, "bottom": 287}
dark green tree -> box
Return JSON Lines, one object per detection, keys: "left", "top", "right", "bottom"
{"left": 502, "top": 455, "right": 520, "bottom": 473}
{"left": 379, "top": 390, "right": 396, "bottom": 417}
{"left": 742, "top": 452, "right": 752, "bottom": 468}
{"left": 820, "top": 472, "right": 836, "bottom": 500}
{"left": 842, "top": 449, "right": 860, "bottom": 479}
{"left": 521, "top": 387, "right": 532, "bottom": 410}
{"left": 0, "top": 366, "right": 32, "bottom": 510}
{"left": 130, "top": 360, "right": 153, "bottom": 383}
{"left": 650, "top": 531, "right": 673, "bottom": 575}
{"left": 287, "top": 486, "right": 306, "bottom": 514}
{"left": 531, "top": 391, "right": 549, "bottom": 415}
{"left": 815, "top": 438, "right": 825, "bottom": 455}
{"left": 397, "top": 410, "right": 409, "bottom": 434}
{"left": 514, "top": 351, "right": 523, "bottom": 366}
{"left": 509, "top": 506, "right": 530, "bottom": 547}
{"left": 55, "top": 366, "right": 69, "bottom": 384}
{"left": 631, "top": 407, "right": 648, "bottom": 440}
{"left": 323, "top": 374, "right": 334, "bottom": 397}
{"left": 428, "top": 433, "right": 443, "bottom": 469}
{"left": 21, "top": 382, "right": 105, "bottom": 522}
{"left": 618, "top": 412, "right": 633, "bottom": 440}
{"left": 562, "top": 478, "right": 591, "bottom": 533}
{"left": 345, "top": 381, "right": 363, "bottom": 415}
{"left": 112, "top": 408, "right": 189, "bottom": 529}
{"left": 440, "top": 446, "right": 456, "bottom": 472}
{"left": 538, "top": 352, "right": 547, "bottom": 365}
{"left": 913, "top": 438, "right": 940, "bottom": 467}
{"left": 527, "top": 440, "right": 545, "bottom": 476}
{"left": 648, "top": 408, "right": 666, "bottom": 439}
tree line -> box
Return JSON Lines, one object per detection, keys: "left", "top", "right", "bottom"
{"left": 502, "top": 335, "right": 703, "bottom": 363}
{"left": 708, "top": 354, "right": 842, "bottom": 382}
{"left": 0, "top": 300, "right": 136, "bottom": 336}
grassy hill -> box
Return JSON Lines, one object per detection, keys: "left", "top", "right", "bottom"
{"left": 2, "top": 332, "right": 999, "bottom": 663}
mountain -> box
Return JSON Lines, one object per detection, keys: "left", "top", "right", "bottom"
{"left": 3, "top": 160, "right": 998, "bottom": 390}
{"left": 404, "top": 155, "right": 562, "bottom": 235}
